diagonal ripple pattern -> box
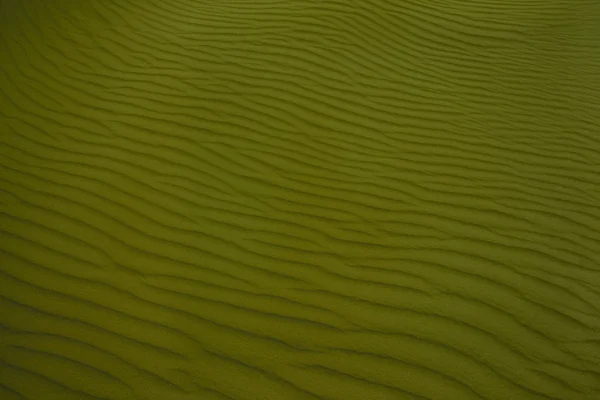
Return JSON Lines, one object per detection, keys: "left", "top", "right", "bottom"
{"left": 1, "top": 0, "right": 600, "bottom": 399}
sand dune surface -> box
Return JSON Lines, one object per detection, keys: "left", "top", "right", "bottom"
{"left": 1, "top": 0, "right": 600, "bottom": 399}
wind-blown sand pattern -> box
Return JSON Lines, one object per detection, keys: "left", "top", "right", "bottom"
{"left": 1, "top": 0, "right": 600, "bottom": 399}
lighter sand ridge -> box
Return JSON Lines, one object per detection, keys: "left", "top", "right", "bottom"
{"left": 1, "top": 0, "right": 600, "bottom": 399}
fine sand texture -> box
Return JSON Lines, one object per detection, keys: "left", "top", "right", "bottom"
{"left": 1, "top": 0, "right": 600, "bottom": 399}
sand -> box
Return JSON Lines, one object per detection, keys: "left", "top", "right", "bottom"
{"left": 1, "top": 0, "right": 600, "bottom": 399}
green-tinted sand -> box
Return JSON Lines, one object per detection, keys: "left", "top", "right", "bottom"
{"left": 1, "top": 0, "right": 600, "bottom": 399}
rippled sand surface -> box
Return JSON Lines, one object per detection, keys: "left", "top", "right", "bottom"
{"left": 1, "top": 1, "right": 600, "bottom": 399}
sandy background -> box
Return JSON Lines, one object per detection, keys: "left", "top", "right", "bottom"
{"left": 1, "top": 0, "right": 600, "bottom": 399}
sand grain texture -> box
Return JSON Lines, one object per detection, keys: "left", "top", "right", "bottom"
{"left": 1, "top": 0, "right": 600, "bottom": 399}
